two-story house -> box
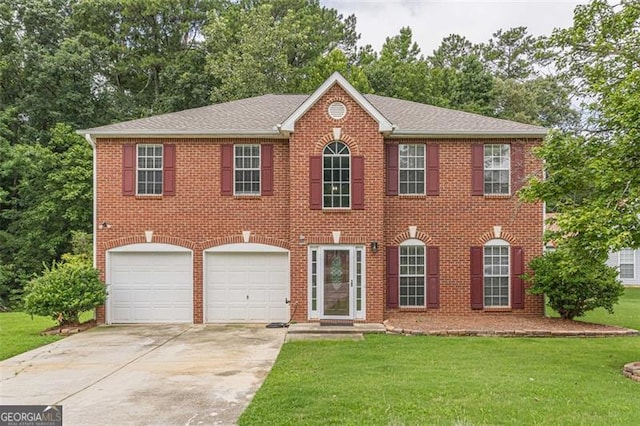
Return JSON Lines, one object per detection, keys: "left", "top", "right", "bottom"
{"left": 79, "top": 72, "right": 546, "bottom": 324}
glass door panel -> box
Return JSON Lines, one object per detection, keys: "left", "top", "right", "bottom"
{"left": 323, "top": 249, "right": 350, "bottom": 316}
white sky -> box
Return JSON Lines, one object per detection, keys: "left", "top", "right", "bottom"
{"left": 321, "top": 0, "right": 590, "bottom": 54}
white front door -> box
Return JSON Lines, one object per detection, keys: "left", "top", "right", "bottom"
{"left": 312, "top": 246, "right": 364, "bottom": 319}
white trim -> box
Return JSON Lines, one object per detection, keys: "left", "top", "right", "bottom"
{"left": 398, "top": 243, "right": 427, "bottom": 308}
{"left": 398, "top": 143, "right": 426, "bottom": 195}
{"left": 108, "top": 243, "right": 192, "bottom": 253}
{"left": 483, "top": 242, "right": 511, "bottom": 308}
{"left": 310, "top": 245, "right": 365, "bottom": 321}
{"left": 76, "top": 130, "right": 287, "bottom": 139}
{"left": 136, "top": 143, "right": 163, "bottom": 196}
{"left": 400, "top": 238, "right": 425, "bottom": 246}
{"left": 485, "top": 238, "right": 509, "bottom": 246}
{"left": 322, "top": 141, "right": 351, "bottom": 209}
{"left": 387, "top": 130, "right": 548, "bottom": 138}
{"left": 233, "top": 143, "right": 261, "bottom": 196}
{"left": 204, "top": 243, "right": 288, "bottom": 253}
{"left": 619, "top": 249, "right": 636, "bottom": 280}
{"left": 280, "top": 72, "right": 393, "bottom": 133}
{"left": 484, "top": 143, "right": 511, "bottom": 196}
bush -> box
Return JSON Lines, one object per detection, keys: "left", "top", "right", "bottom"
{"left": 526, "top": 247, "right": 624, "bottom": 320}
{"left": 23, "top": 254, "right": 107, "bottom": 326}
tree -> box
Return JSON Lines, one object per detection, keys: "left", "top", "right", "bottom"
{"left": 521, "top": 0, "right": 640, "bottom": 254}
{"left": 526, "top": 246, "right": 624, "bottom": 320}
{"left": 205, "top": 0, "right": 358, "bottom": 100}
{"left": 362, "top": 27, "right": 429, "bottom": 102}
{"left": 480, "top": 26, "right": 540, "bottom": 80}
{"left": 23, "top": 253, "right": 106, "bottom": 326}
{"left": 298, "top": 48, "right": 371, "bottom": 93}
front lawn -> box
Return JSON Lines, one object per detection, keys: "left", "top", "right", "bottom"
{"left": 0, "top": 311, "right": 95, "bottom": 361}
{"left": 0, "top": 312, "right": 63, "bottom": 360}
{"left": 575, "top": 287, "right": 640, "bottom": 330}
{"left": 242, "top": 336, "right": 639, "bottom": 425}
{"left": 241, "top": 289, "right": 640, "bottom": 425}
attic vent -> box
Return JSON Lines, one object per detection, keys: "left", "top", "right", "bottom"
{"left": 328, "top": 102, "right": 347, "bottom": 120}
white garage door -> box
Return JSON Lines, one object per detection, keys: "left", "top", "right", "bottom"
{"left": 109, "top": 250, "right": 192, "bottom": 323}
{"left": 205, "top": 251, "right": 289, "bottom": 323}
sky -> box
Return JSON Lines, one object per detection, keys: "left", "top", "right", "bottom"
{"left": 320, "top": 0, "right": 590, "bottom": 54}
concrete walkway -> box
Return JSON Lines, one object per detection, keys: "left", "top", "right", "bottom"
{"left": 0, "top": 324, "right": 286, "bottom": 425}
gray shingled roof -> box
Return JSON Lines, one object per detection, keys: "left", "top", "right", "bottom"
{"left": 79, "top": 92, "right": 547, "bottom": 138}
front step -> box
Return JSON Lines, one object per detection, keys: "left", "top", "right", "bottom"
{"left": 287, "top": 322, "right": 386, "bottom": 336}
{"left": 286, "top": 333, "right": 364, "bottom": 342}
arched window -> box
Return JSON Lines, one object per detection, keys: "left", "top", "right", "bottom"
{"left": 323, "top": 141, "right": 350, "bottom": 208}
{"left": 484, "top": 239, "right": 510, "bottom": 307}
{"left": 399, "top": 239, "right": 426, "bottom": 307}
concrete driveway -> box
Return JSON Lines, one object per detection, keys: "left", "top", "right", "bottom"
{"left": 0, "top": 324, "right": 286, "bottom": 425}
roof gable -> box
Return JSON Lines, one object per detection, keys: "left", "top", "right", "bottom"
{"left": 279, "top": 72, "right": 393, "bottom": 133}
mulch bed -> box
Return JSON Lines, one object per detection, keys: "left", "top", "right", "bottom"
{"left": 41, "top": 319, "right": 97, "bottom": 336}
{"left": 384, "top": 315, "right": 639, "bottom": 337}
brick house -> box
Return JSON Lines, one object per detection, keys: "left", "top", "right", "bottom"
{"left": 79, "top": 72, "right": 547, "bottom": 324}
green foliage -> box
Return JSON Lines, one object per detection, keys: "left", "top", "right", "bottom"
{"left": 526, "top": 247, "right": 624, "bottom": 320}
{"left": 522, "top": 0, "right": 640, "bottom": 253}
{"left": 23, "top": 254, "right": 106, "bottom": 326}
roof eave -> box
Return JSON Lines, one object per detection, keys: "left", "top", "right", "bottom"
{"left": 280, "top": 72, "right": 393, "bottom": 133}
{"left": 75, "top": 129, "right": 288, "bottom": 139}
{"left": 387, "top": 130, "right": 548, "bottom": 139}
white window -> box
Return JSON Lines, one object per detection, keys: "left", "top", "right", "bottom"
{"left": 619, "top": 249, "right": 635, "bottom": 279}
{"left": 234, "top": 144, "right": 260, "bottom": 195}
{"left": 323, "top": 141, "right": 350, "bottom": 208}
{"left": 484, "top": 239, "right": 509, "bottom": 307}
{"left": 399, "top": 144, "right": 425, "bottom": 195}
{"left": 484, "top": 144, "right": 510, "bottom": 195}
{"left": 137, "top": 144, "right": 163, "bottom": 195}
{"left": 399, "top": 241, "right": 425, "bottom": 307}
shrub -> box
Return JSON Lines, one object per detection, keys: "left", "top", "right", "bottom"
{"left": 23, "top": 254, "right": 107, "bottom": 326}
{"left": 526, "top": 247, "right": 624, "bottom": 320}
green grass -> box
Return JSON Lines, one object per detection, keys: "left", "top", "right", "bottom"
{"left": 0, "top": 312, "right": 63, "bottom": 360}
{"left": 575, "top": 287, "right": 640, "bottom": 330}
{"left": 241, "top": 289, "right": 640, "bottom": 425}
{"left": 0, "top": 311, "right": 95, "bottom": 361}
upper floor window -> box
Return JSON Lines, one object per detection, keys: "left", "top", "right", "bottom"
{"left": 619, "top": 249, "right": 635, "bottom": 279}
{"left": 137, "top": 144, "right": 163, "bottom": 195}
{"left": 399, "top": 144, "right": 425, "bottom": 195}
{"left": 323, "top": 141, "right": 350, "bottom": 208}
{"left": 484, "top": 239, "right": 510, "bottom": 307}
{"left": 484, "top": 144, "right": 510, "bottom": 195}
{"left": 234, "top": 144, "right": 260, "bottom": 195}
{"left": 399, "top": 241, "right": 425, "bottom": 307}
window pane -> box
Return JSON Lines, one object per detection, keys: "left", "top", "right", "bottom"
{"left": 399, "top": 245, "right": 426, "bottom": 307}
{"left": 234, "top": 144, "right": 260, "bottom": 195}
{"left": 322, "top": 141, "right": 350, "bottom": 208}
{"left": 484, "top": 245, "right": 509, "bottom": 307}
{"left": 137, "top": 145, "right": 163, "bottom": 195}
{"left": 399, "top": 144, "right": 425, "bottom": 195}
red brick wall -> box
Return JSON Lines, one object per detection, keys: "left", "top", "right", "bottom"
{"left": 288, "top": 85, "right": 386, "bottom": 323}
{"left": 94, "top": 85, "right": 545, "bottom": 324}
{"left": 95, "top": 138, "right": 290, "bottom": 323}
{"left": 384, "top": 139, "right": 545, "bottom": 317}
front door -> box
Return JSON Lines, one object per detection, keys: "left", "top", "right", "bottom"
{"left": 321, "top": 248, "right": 354, "bottom": 319}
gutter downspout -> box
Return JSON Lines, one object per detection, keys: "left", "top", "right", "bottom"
{"left": 83, "top": 134, "right": 97, "bottom": 269}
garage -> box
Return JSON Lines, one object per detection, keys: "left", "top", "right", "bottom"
{"left": 107, "top": 244, "right": 193, "bottom": 323}
{"left": 205, "top": 244, "right": 289, "bottom": 323}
